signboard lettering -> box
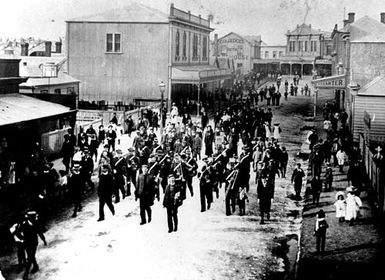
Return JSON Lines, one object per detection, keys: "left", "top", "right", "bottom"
{"left": 218, "top": 38, "right": 244, "bottom": 44}
{"left": 312, "top": 76, "right": 345, "bottom": 89}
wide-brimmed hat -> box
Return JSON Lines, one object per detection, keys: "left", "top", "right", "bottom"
{"left": 317, "top": 209, "right": 325, "bottom": 218}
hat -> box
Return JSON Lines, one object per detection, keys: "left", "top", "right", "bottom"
{"left": 326, "top": 162, "right": 331, "bottom": 167}
{"left": 375, "top": 146, "right": 382, "bottom": 152}
{"left": 317, "top": 209, "right": 325, "bottom": 218}
{"left": 168, "top": 174, "right": 175, "bottom": 179}
{"left": 116, "top": 149, "right": 122, "bottom": 154}
{"left": 142, "top": 164, "right": 148, "bottom": 168}
{"left": 127, "top": 147, "right": 135, "bottom": 153}
{"left": 73, "top": 163, "right": 81, "bottom": 169}
{"left": 346, "top": 186, "right": 354, "bottom": 193}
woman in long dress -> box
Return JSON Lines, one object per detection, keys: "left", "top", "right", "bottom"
{"left": 345, "top": 188, "right": 362, "bottom": 225}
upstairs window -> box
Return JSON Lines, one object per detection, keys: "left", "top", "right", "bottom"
{"left": 265, "top": 51, "right": 269, "bottom": 58}
{"left": 106, "top": 33, "right": 122, "bottom": 53}
{"left": 202, "top": 36, "right": 208, "bottom": 59}
{"left": 183, "top": 32, "right": 187, "bottom": 58}
{"left": 175, "top": 30, "right": 180, "bottom": 60}
{"left": 273, "top": 51, "right": 277, "bottom": 58}
{"left": 192, "top": 34, "right": 198, "bottom": 60}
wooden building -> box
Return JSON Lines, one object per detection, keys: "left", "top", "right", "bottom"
{"left": 66, "top": 3, "right": 231, "bottom": 111}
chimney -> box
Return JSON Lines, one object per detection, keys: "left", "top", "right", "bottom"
{"left": 21, "top": 42, "right": 29, "bottom": 56}
{"left": 45, "top": 41, "right": 52, "bottom": 57}
{"left": 214, "top": 34, "right": 218, "bottom": 56}
{"left": 381, "top": 13, "right": 385, "bottom": 24}
{"left": 55, "top": 41, "right": 62, "bottom": 53}
{"left": 343, "top": 19, "right": 350, "bottom": 27}
{"left": 348, "top": 12, "right": 355, "bottom": 23}
{"left": 170, "top": 3, "right": 174, "bottom": 16}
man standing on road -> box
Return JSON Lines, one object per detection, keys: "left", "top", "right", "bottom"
{"left": 257, "top": 177, "right": 273, "bottom": 224}
{"left": 163, "top": 174, "right": 182, "bottom": 233}
{"left": 136, "top": 164, "right": 157, "bottom": 225}
{"left": 291, "top": 163, "right": 305, "bottom": 200}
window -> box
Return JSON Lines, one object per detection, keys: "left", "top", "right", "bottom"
{"left": 67, "top": 87, "right": 75, "bottom": 94}
{"left": 298, "top": 41, "right": 303, "bottom": 52}
{"left": 202, "top": 36, "right": 208, "bottom": 59}
{"left": 273, "top": 51, "right": 277, "bottom": 58}
{"left": 183, "top": 32, "right": 187, "bottom": 58}
{"left": 237, "top": 45, "right": 244, "bottom": 57}
{"left": 221, "top": 46, "right": 227, "bottom": 56}
{"left": 106, "top": 33, "right": 122, "bottom": 53}
{"left": 54, "top": 88, "right": 61, "bottom": 95}
{"left": 253, "top": 45, "right": 258, "bottom": 58}
{"left": 326, "top": 45, "right": 332, "bottom": 55}
{"left": 175, "top": 30, "right": 180, "bottom": 58}
{"left": 304, "top": 41, "right": 308, "bottom": 52}
{"left": 311, "top": 41, "right": 317, "bottom": 52}
{"left": 279, "top": 51, "right": 283, "bottom": 57}
{"left": 192, "top": 34, "right": 198, "bottom": 60}
{"left": 289, "top": 41, "right": 296, "bottom": 52}
{"left": 265, "top": 51, "right": 269, "bottom": 58}
{"left": 237, "top": 63, "right": 243, "bottom": 68}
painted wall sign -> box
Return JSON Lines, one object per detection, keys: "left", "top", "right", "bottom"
{"left": 312, "top": 75, "right": 345, "bottom": 88}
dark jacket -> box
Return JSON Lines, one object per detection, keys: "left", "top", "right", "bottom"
{"left": 98, "top": 173, "right": 114, "bottom": 198}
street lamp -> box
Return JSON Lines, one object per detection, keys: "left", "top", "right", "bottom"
{"left": 159, "top": 81, "right": 166, "bottom": 133}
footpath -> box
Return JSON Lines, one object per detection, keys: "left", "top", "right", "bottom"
{"left": 296, "top": 106, "right": 385, "bottom": 279}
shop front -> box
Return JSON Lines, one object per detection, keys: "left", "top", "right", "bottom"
{"left": 312, "top": 74, "right": 347, "bottom": 111}
{"left": 171, "top": 65, "right": 232, "bottom": 115}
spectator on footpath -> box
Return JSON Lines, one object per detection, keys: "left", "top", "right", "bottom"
{"left": 334, "top": 192, "right": 346, "bottom": 223}
{"left": 279, "top": 147, "right": 288, "bottom": 178}
{"left": 125, "top": 115, "right": 135, "bottom": 137}
{"left": 291, "top": 163, "right": 305, "bottom": 200}
{"left": 323, "top": 162, "right": 333, "bottom": 191}
{"left": 336, "top": 148, "right": 347, "bottom": 173}
{"left": 345, "top": 187, "right": 362, "bottom": 226}
{"left": 310, "top": 176, "right": 322, "bottom": 205}
{"left": 314, "top": 209, "right": 328, "bottom": 254}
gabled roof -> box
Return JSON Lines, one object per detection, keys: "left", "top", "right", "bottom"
{"left": 350, "top": 16, "right": 385, "bottom": 43}
{"left": 19, "top": 56, "right": 67, "bottom": 77}
{"left": 287, "top": 23, "right": 329, "bottom": 36}
{"left": 359, "top": 75, "right": 385, "bottom": 95}
{"left": 67, "top": 2, "right": 169, "bottom": 23}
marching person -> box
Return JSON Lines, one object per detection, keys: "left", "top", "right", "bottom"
{"left": 68, "top": 163, "right": 83, "bottom": 218}
{"left": 112, "top": 149, "right": 127, "bottom": 203}
{"left": 257, "top": 177, "right": 273, "bottom": 224}
{"left": 97, "top": 164, "right": 115, "bottom": 222}
{"left": 136, "top": 164, "right": 157, "bottom": 225}
{"left": 182, "top": 149, "right": 198, "bottom": 197}
{"left": 163, "top": 174, "right": 182, "bottom": 233}
{"left": 20, "top": 211, "right": 47, "bottom": 280}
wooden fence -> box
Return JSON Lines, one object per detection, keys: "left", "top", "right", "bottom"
{"left": 359, "top": 133, "right": 385, "bottom": 211}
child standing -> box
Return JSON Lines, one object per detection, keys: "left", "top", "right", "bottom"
{"left": 238, "top": 186, "right": 249, "bottom": 216}
{"left": 314, "top": 209, "right": 329, "bottom": 254}
{"left": 334, "top": 192, "right": 346, "bottom": 223}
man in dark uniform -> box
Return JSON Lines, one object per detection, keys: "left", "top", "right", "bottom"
{"left": 106, "top": 124, "right": 117, "bottom": 152}
{"left": 136, "top": 164, "right": 156, "bottom": 225}
{"left": 257, "top": 177, "right": 273, "bottom": 224}
{"left": 97, "top": 164, "right": 115, "bottom": 221}
{"left": 199, "top": 158, "right": 214, "bottom": 212}
{"left": 224, "top": 157, "right": 239, "bottom": 216}
{"left": 112, "top": 149, "right": 127, "bottom": 203}
{"left": 81, "top": 148, "right": 94, "bottom": 192}
{"left": 86, "top": 125, "right": 98, "bottom": 161}
{"left": 126, "top": 148, "right": 139, "bottom": 197}
{"left": 159, "top": 151, "right": 172, "bottom": 194}
{"left": 68, "top": 163, "right": 83, "bottom": 218}
{"left": 182, "top": 149, "right": 198, "bottom": 197}
{"left": 238, "top": 146, "right": 251, "bottom": 192}
{"left": 163, "top": 174, "right": 182, "bottom": 233}
{"left": 20, "top": 211, "right": 47, "bottom": 280}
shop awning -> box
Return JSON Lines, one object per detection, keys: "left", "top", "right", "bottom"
{"left": 312, "top": 74, "right": 346, "bottom": 89}
{"left": 0, "top": 93, "right": 73, "bottom": 127}
{"left": 172, "top": 65, "right": 232, "bottom": 84}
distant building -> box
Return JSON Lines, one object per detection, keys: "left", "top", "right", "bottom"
{"left": 213, "top": 32, "right": 261, "bottom": 75}
{"left": 253, "top": 42, "right": 286, "bottom": 73}
{"left": 66, "top": 3, "right": 231, "bottom": 111}
{"left": 280, "top": 23, "right": 333, "bottom": 76}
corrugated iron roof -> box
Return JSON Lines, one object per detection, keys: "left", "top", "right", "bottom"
{"left": 20, "top": 72, "right": 79, "bottom": 87}
{"left": 359, "top": 75, "right": 385, "bottom": 95}
{"left": 0, "top": 94, "right": 71, "bottom": 126}
{"left": 68, "top": 2, "right": 169, "bottom": 23}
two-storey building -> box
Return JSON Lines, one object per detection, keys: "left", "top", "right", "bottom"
{"left": 280, "top": 23, "right": 332, "bottom": 76}
{"left": 66, "top": 2, "right": 231, "bottom": 112}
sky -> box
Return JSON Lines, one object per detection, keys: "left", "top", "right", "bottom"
{"left": 1, "top": 0, "right": 384, "bottom": 45}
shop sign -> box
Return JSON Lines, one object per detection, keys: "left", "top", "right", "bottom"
{"left": 312, "top": 75, "right": 345, "bottom": 88}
